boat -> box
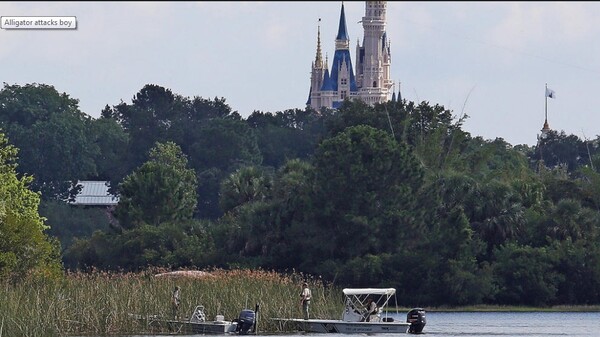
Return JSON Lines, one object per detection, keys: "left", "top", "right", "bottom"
{"left": 272, "top": 288, "right": 426, "bottom": 334}
{"left": 133, "top": 304, "right": 258, "bottom": 335}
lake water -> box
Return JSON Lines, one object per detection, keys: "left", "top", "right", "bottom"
{"left": 413, "top": 311, "right": 597, "bottom": 336}
{"left": 120, "top": 311, "right": 599, "bottom": 337}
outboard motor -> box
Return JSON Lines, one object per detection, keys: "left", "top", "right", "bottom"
{"left": 235, "top": 309, "right": 256, "bottom": 335}
{"left": 407, "top": 308, "right": 426, "bottom": 334}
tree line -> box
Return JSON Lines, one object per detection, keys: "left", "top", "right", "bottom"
{"left": 1, "top": 82, "right": 599, "bottom": 307}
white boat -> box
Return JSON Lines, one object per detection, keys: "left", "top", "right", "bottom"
{"left": 272, "top": 288, "right": 426, "bottom": 334}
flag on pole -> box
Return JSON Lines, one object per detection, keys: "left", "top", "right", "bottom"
{"left": 545, "top": 87, "right": 556, "bottom": 99}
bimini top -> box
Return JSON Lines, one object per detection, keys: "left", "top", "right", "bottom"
{"left": 342, "top": 288, "right": 396, "bottom": 296}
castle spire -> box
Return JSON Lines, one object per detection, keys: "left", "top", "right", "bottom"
{"left": 336, "top": 2, "right": 349, "bottom": 41}
{"left": 315, "top": 18, "right": 323, "bottom": 68}
{"left": 398, "top": 81, "right": 402, "bottom": 102}
{"left": 335, "top": 2, "right": 350, "bottom": 51}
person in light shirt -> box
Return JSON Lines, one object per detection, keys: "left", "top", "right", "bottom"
{"left": 300, "top": 282, "right": 312, "bottom": 320}
{"left": 172, "top": 286, "right": 181, "bottom": 319}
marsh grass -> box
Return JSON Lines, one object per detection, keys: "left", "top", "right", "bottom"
{"left": 0, "top": 268, "right": 342, "bottom": 336}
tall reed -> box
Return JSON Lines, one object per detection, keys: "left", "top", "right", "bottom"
{"left": 0, "top": 268, "right": 342, "bottom": 336}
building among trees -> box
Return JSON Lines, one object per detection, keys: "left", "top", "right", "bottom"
{"left": 307, "top": 1, "right": 395, "bottom": 110}
{"left": 70, "top": 181, "right": 119, "bottom": 207}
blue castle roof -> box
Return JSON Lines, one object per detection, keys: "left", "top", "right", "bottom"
{"left": 320, "top": 68, "right": 334, "bottom": 91}
{"left": 336, "top": 3, "right": 349, "bottom": 41}
{"left": 329, "top": 50, "right": 358, "bottom": 92}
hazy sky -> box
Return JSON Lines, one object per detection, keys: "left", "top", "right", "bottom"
{"left": 2, "top": 1, "right": 599, "bottom": 146}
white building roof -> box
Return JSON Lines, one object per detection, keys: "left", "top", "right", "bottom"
{"left": 70, "top": 180, "right": 119, "bottom": 206}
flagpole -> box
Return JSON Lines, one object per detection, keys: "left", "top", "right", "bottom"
{"left": 545, "top": 83, "right": 548, "bottom": 124}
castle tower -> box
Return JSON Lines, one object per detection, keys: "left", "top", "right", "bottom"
{"left": 307, "top": 19, "right": 325, "bottom": 109}
{"left": 357, "top": 1, "right": 392, "bottom": 105}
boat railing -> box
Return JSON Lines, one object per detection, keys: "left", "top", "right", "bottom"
{"left": 190, "top": 305, "right": 207, "bottom": 323}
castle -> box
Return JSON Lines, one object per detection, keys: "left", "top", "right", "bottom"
{"left": 307, "top": 1, "right": 394, "bottom": 110}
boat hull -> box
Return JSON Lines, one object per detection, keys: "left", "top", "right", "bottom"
{"left": 165, "top": 320, "right": 238, "bottom": 334}
{"left": 274, "top": 318, "right": 410, "bottom": 334}
{"left": 135, "top": 314, "right": 238, "bottom": 334}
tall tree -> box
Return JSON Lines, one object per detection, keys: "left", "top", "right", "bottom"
{"left": 492, "top": 243, "right": 563, "bottom": 306}
{"left": 106, "top": 85, "right": 185, "bottom": 173}
{"left": 220, "top": 166, "right": 271, "bottom": 213}
{"left": 311, "top": 125, "right": 424, "bottom": 263}
{"left": 0, "top": 131, "right": 62, "bottom": 280}
{"left": 534, "top": 130, "right": 589, "bottom": 172}
{"left": 114, "top": 141, "right": 198, "bottom": 229}
{"left": 247, "top": 108, "right": 322, "bottom": 168}
{"left": 0, "top": 83, "right": 85, "bottom": 126}
{"left": 0, "top": 83, "right": 99, "bottom": 199}
{"left": 187, "top": 118, "right": 262, "bottom": 172}
{"left": 15, "top": 113, "right": 98, "bottom": 198}
{"left": 89, "top": 116, "right": 129, "bottom": 183}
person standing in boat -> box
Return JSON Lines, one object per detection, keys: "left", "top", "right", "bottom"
{"left": 364, "top": 297, "right": 378, "bottom": 322}
{"left": 300, "top": 282, "right": 311, "bottom": 320}
{"left": 172, "top": 286, "right": 181, "bottom": 319}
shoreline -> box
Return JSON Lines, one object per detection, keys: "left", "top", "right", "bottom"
{"left": 396, "top": 305, "right": 600, "bottom": 312}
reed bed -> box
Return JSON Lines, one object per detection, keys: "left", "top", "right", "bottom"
{"left": 0, "top": 268, "right": 343, "bottom": 337}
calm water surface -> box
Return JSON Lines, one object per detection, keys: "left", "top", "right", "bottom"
{"left": 122, "top": 311, "right": 599, "bottom": 337}
{"left": 414, "top": 311, "right": 597, "bottom": 336}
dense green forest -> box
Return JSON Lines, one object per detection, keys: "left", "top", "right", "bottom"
{"left": 1, "top": 82, "right": 599, "bottom": 307}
